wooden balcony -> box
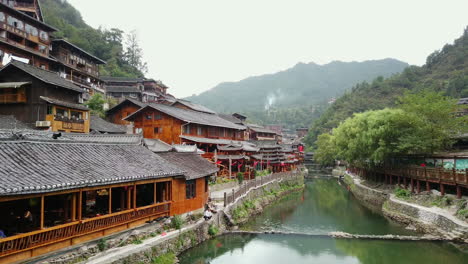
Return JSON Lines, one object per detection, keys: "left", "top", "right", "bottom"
{"left": 0, "top": 202, "right": 170, "bottom": 257}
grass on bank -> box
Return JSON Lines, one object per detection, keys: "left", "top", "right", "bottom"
{"left": 152, "top": 252, "right": 176, "bottom": 264}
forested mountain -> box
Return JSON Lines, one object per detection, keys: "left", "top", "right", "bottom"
{"left": 306, "top": 27, "right": 468, "bottom": 146}
{"left": 41, "top": 0, "right": 145, "bottom": 78}
{"left": 186, "top": 59, "right": 408, "bottom": 128}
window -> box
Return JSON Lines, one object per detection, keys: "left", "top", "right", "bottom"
{"left": 70, "top": 111, "right": 82, "bottom": 120}
{"left": 186, "top": 180, "right": 196, "bottom": 199}
{"left": 56, "top": 107, "right": 68, "bottom": 117}
{"left": 47, "top": 105, "right": 53, "bottom": 115}
{"left": 205, "top": 177, "right": 209, "bottom": 193}
{"left": 183, "top": 124, "right": 191, "bottom": 134}
{"left": 39, "top": 45, "right": 47, "bottom": 54}
{"left": 197, "top": 126, "right": 202, "bottom": 136}
{"left": 0, "top": 12, "right": 5, "bottom": 22}
{"left": 135, "top": 127, "right": 143, "bottom": 134}
{"left": 154, "top": 127, "right": 162, "bottom": 134}
{"left": 154, "top": 113, "right": 162, "bottom": 120}
{"left": 145, "top": 113, "right": 152, "bottom": 120}
{"left": 39, "top": 31, "right": 48, "bottom": 41}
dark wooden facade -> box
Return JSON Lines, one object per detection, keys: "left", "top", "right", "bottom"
{"left": 106, "top": 98, "right": 146, "bottom": 125}
{"left": 0, "top": 3, "right": 55, "bottom": 69}
{"left": 0, "top": 62, "right": 90, "bottom": 132}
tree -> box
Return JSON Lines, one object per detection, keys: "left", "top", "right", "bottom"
{"left": 85, "top": 93, "right": 106, "bottom": 117}
{"left": 397, "top": 90, "right": 467, "bottom": 153}
{"left": 314, "top": 133, "right": 336, "bottom": 166}
{"left": 124, "top": 30, "right": 148, "bottom": 74}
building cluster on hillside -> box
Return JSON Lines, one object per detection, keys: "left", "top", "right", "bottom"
{"left": 0, "top": 2, "right": 304, "bottom": 263}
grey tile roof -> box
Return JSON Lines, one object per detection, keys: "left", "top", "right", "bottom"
{"left": 216, "top": 155, "right": 249, "bottom": 160}
{"left": 106, "top": 98, "right": 147, "bottom": 114}
{"left": 157, "top": 152, "right": 218, "bottom": 180}
{"left": 125, "top": 103, "right": 245, "bottom": 130}
{"left": 172, "top": 99, "right": 216, "bottom": 114}
{"left": 218, "top": 114, "right": 244, "bottom": 125}
{"left": 101, "top": 77, "right": 146, "bottom": 83}
{"left": 90, "top": 115, "right": 127, "bottom": 134}
{"left": 144, "top": 138, "right": 173, "bottom": 152}
{"left": 0, "top": 134, "right": 184, "bottom": 196}
{"left": 3, "top": 61, "right": 84, "bottom": 93}
{"left": 0, "top": 115, "right": 31, "bottom": 130}
{"left": 40, "top": 96, "right": 89, "bottom": 111}
{"left": 180, "top": 135, "right": 245, "bottom": 145}
{"left": 248, "top": 125, "right": 277, "bottom": 134}
{"left": 106, "top": 86, "right": 141, "bottom": 93}
{"left": 217, "top": 143, "right": 259, "bottom": 152}
{"left": 457, "top": 98, "right": 468, "bottom": 105}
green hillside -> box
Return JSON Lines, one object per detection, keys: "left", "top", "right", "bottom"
{"left": 306, "top": 27, "right": 468, "bottom": 146}
{"left": 40, "top": 0, "right": 144, "bottom": 78}
{"left": 186, "top": 59, "right": 408, "bottom": 128}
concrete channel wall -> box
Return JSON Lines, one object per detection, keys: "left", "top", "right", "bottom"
{"left": 343, "top": 172, "right": 468, "bottom": 243}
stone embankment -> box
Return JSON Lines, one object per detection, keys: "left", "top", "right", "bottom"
{"left": 343, "top": 172, "right": 468, "bottom": 243}
{"left": 225, "top": 230, "right": 447, "bottom": 241}
{"left": 33, "top": 172, "right": 305, "bottom": 264}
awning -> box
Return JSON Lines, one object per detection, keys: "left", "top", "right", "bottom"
{"left": 0, "top": 82, "right": 30, "bottom": 89}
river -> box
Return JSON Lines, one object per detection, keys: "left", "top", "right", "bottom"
{"left": 179, "top": 169, "right": 468, "bottom": 264}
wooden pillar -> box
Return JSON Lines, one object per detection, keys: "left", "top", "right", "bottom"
{"left": 108, "top": 188, "right": 112, "bottom": 214}
{"left": 385, "top": 174, "right": 388, "bottom": 184}
{"left": 154, "top": 182, "right": 157, "bottom": 204}
{"left": 127, "top": 187, "right": 132, "bottom": 209}
{"left": 411, "top": 178, "right": 414, "bottom": 193}
{"left": 78, "top": 191, "right": 82, "bottom": 221}
{"left": 133, "top": 183, "right": 137, "bottom": 209}
{"left": 426, "top": 181, "right": 430, "bottom": 192}
{"left": 389, "top": 175, "right": 393, "bottom": 185}
{"left": 40, "top": 195, "right": 45, "bottom": 229}
{"left": 397, "top": 176, "right": 400, "bottom": 186}
{"left": 440, "top": 183, "right": 445, "bottom": 196}
{"left": 416, "top": 180, "right": 420, "bottom": 194}
{"left": 71, "top": 193, "right": 77, "bottom": 221}
{"left": 456, "top": 185, "right": 462, "bottom": 199}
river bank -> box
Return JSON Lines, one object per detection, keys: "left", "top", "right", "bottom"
{"left": 342, "top": 172, "right": 468, "bottom": 243}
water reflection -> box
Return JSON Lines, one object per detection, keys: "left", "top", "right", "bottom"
{"left": 179, "top": 176, "right": 468, "bottom": 264}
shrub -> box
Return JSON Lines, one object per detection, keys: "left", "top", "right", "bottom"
{"left": 152, "top": 252, "right": 176, "bottom": 264}
{"left": 171, "top": 215, "right": 185, "bottom": 230}
{"left": 457, "top": 209, "right": 468, "bottom": 219}
{"left": 97, "top": 238, "right": 107, "bottom": 251}
{"left": 208, "top": 224, "right": 219, "bottom": 236}
{"left": 132, "top": 238, "right": 143, "bottom": 245}
{"left": 237, "top": 172, "right": 244, "bottom": 184}
{"left": 243, "top": 200, "right": 255, "bottom": 209}
{"left": 394, "top": 188, "right": 411, "bottom": 199}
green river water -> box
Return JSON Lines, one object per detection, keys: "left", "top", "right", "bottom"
{"left": 179, "top": 170, "right": 468, "bottom": 264}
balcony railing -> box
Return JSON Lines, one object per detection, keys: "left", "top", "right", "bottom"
{"left": 0, "top": 202, "right": 170, "bottom": 257}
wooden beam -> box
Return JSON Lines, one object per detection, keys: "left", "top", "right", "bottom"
{"left": 154, "top": 182, "right": 157, "bottom": 204}
{"left": 71, "top": 193, "right": 76, "bottom": 221}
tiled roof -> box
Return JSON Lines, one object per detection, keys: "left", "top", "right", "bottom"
{"left": 216, "top": 155, "right": 249, "bottom": 160}
{"left": 218, "top": 114, "right": 244, "bottom": 125}
{"left": 90, "top": 115, "right": 127, "bottom": 134}
{"left": 249, "top": 140, "right": 280, "bottom": 149}
{"left": 101, "top": 76, "right": 146, "bottom": 83}
{"left": 457, "top": 98, "right": 468, "bottom": 105}
{"left": 248, "top": 125, "right": 277, "bottom": 134}
{"left": 180, "top": 135, "right": 245, "bottom": 145}
{"left": 106, "top": 86, "right": 140, "bottom": 93}
{"left": 172, "top": 144, "right": 201, "bottom": 153}
{"left": 106, "top": 98, "right": 147, "bottom": 114}
{"left": 157, "top": 152, "right": 218, "bottom": 180}
{"left": 0, "top": 132, "right": 184, "bottom": 196}
{"left": 40, "top": 96, "right": 89, "bottom": 111}
{"left": 172, "top": 99, "right": 216, "bottom": 114}
{"left": 3, "top": 61, "right": 83, "bottom": 93}
{"left": 217, "top": 143, "right": 259, "bottom": 152}
{"left": 144, "top": 138, "right": 173, "bottom": 152}
{"left": 0, "top": 115, "right": 30, "bottom": 130}
{"left": 126, "top": 103, "right": 245, "bottom": 130}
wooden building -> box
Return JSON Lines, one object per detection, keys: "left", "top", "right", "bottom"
{"left": 247, "top": 124, "right": 278, "bottom": 141}
{"left": 124, "top": 103, "right": 246, "bottom": 150}
{"left": 50, "top": 39, "right": 106, "bottom": 97}
{"left": 0, "top": 60, "right": 90, "bottom": 133}
{"left": 103, "top": 76, "right": 169, "bottom": 103}
{"left": 296, "top": 127, "right": 309, "bottom": 138}
{"left": 250, "top": 141, "right": 287, "bottom": 173}
{"left": 0, "top": 131, "right": 217, "bottom": 263}
{"left": 216, "top": 143, "right": 259, "bottom": 178}
{"left": 106, "top": 98, "right": 147, "bottom": 126}
{"left": 0, "top": 2, "right": 55, "bottom": 69}
{"left": 3, "top": 0, "right": 43, "bottom": 22}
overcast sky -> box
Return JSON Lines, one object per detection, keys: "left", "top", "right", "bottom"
{"left": 68, "top": 0, "right": 468, "bottom": 98}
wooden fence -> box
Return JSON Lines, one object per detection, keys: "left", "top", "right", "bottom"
{"left": 0, "top": 202, "right": 170, "bottom": 257}
{"left": 223, "top": 171, "right": 299, "bottom": 206}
